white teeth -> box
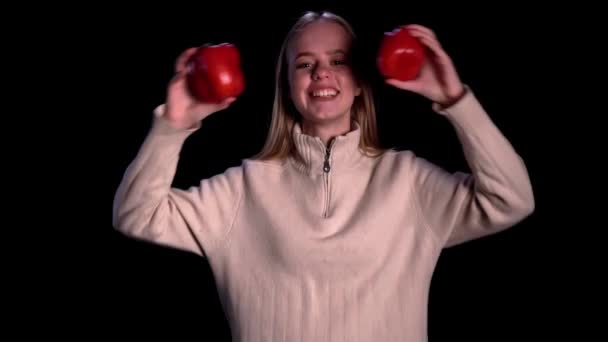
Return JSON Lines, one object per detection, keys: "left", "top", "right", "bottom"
{"left": 312, "top": 89, "right": 338, "bottom": 97}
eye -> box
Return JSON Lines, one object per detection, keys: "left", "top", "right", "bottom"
{"left": 331, "top": 59, "right": 346, "bottom": 66}
{"left": 296, "top": 62, "right": 313, "bottom": 69}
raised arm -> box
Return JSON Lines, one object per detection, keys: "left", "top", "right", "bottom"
{"left": 384, "top": 24, "right": 534, "bottom": 247}
{"left": 113, "top": 108, "right": 243, "bottom": 257}
{"left": 411, "top": 90, "right": 534, "bottom": 247}
{"left": 112, "top": 47, "right": 243, "bottom": 257}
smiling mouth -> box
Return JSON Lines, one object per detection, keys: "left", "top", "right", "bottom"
{"left": 310, "top": 89, "right": 339, "bottom": 98}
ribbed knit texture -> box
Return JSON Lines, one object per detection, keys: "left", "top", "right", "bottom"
{"left": 113, "top": 88, "right": 534, "bottom": 341}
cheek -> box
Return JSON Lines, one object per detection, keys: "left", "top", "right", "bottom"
{"left": 290, "top": 74, "right": 309, "bottom": 98}
{"left": 339, "top": 73, "right": 358, "bottom": 94}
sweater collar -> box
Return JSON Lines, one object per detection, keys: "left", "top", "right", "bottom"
{"left": 290, "top": 121, "right": 363, "bottom": 175}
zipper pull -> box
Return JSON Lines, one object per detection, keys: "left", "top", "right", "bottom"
{"left": 323, "top": 147, "right": 331, "bottom": 173}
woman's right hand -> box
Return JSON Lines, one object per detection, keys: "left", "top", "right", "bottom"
{"left": 164, "top": 47, "right": 236, "bottom": 129}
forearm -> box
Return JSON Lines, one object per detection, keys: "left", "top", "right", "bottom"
{"left": 112, "top": 106, "right": 198, "bottom": 238}
{"left": 417, "top": 88, "right": 535, "bottom": 247}
{"left": 442, "top": 88, "right": 535, "bottom": 215}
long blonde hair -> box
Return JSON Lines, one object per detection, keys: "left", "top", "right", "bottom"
{"left": 253, "top": 11, "right": 385, "bottom": 161}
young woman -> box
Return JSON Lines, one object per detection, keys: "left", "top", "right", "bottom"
{"left": 113, "top": 11, "right": 534, "bottom": 341}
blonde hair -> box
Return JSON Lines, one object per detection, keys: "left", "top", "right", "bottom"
{"left": 253, "top": 11, "right": 385, "bottom": 161}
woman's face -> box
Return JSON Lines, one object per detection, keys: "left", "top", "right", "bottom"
{"left": 287, "top": 20, "right": 361, "bottom": 126}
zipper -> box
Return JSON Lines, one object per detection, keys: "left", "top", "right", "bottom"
{"left": 322, "top": 141, "right": 333, "bottom": 218}
{"left": 323, "top": 146, "right": 331, "bottom": 173}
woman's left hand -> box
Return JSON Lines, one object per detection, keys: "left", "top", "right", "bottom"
{"left": 385, "top": 24, "right": 466, "bottom": 107}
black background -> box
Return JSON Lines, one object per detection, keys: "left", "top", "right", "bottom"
{"left": 59, "top": 3, "right": 587, "bottom": 341}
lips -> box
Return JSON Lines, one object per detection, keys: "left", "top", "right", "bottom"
{"left": 309, "top": 87, "right": 340, "bottom": 98}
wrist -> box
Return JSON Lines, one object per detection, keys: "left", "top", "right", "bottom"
{"left": 154, "top": 104, "right": 201, "bottom": 131}
{"left": 165, "top": 117, "right": 200, "bottom": 130}
{"left": 437, "top": 86, "right": 467, "bottom": 109}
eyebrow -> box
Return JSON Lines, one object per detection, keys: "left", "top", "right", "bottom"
{"left": 295, "top": 49, "right": 346, "bottom": 60}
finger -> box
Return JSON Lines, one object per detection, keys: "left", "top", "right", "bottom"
{"left": 385, "top": 78, "right": 423, "bottom": 93}
{"left": 407, "top": 29, "right": 442, "bottom": 50}
{"left": 175, "top": 47, "right": 198, "bottom": 73}
{"left": 169, "top": 67, "right": 188, "bottom": 86}
{"left": 402, "top": 24, "right": 437, "bottom": 39}
{"left": 204, "top": 96, "right": 238, "bottom": 111}
{"left": 416, "top": 35, "right": 452, "bottom": 64}
{"left": 219, "top": 96, "right": 237, "bottom": 108}
{"left": 218, "top": 96, "right": 236, "bottom": 106}
{"left": 223, "top": 96, "right": 237, "bottom": 104}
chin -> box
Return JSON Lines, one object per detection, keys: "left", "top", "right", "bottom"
{"left": 302, "top": 111, "right": 349, "bottom": 125}
{"left": 294, "top": 95, "right": 354, "bottom": 126}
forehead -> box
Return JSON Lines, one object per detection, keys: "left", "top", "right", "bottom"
{"left": 288, "top": 20, "right": 352, "bottom": 58}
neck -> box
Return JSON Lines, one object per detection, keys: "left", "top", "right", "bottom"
{"left": 301, "top": 117, "right": 352, "bottom": 147}
{"left": 291, "top": 119, "right": 364, "bottom": 176}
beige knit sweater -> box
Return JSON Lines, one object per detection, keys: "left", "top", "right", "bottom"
{"left": 113, "top": 88, "right": 535, "bottom": 341}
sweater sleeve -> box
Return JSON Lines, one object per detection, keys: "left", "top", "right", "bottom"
{"left": 112, "top": 104, "right": 243, "bottom": 258}
{"left": 412, "top": 88, "right": 535, "bottom": 248}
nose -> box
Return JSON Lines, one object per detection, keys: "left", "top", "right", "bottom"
{"left": 312, "top": 65, "right": 330, "bottom": 80}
